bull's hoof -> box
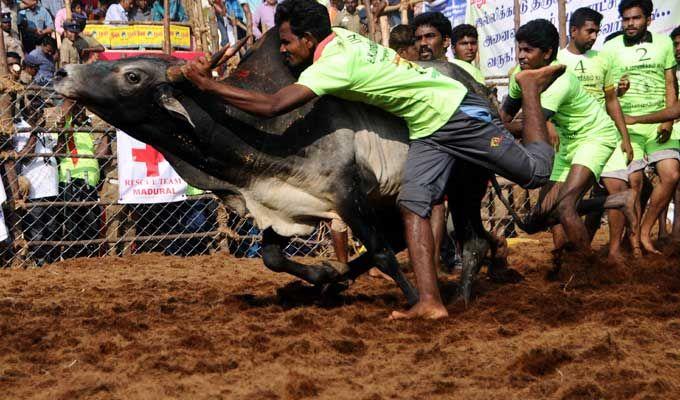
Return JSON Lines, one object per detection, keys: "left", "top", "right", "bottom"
{"left": 319, "top": 280, "right": 352, "bottom": 298}
{"left": 309, "top": 263, "right": 344, "bottom": 285}
{"left": 459, "top": 237, "right": 489, "bottom": 306}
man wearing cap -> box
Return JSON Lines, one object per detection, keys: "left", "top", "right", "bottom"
{"left": 60, "top": 18, "right": 104, "bottom": 67}
{"left": 20, "top": 52, "right": 39, "bottom": 84}
{"left": 1, "top": 12, "right": 23, "bottom": 55}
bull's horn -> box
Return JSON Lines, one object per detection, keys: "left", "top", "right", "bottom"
{"left": 166, "top": 36, "right": 251, "bottom": 83}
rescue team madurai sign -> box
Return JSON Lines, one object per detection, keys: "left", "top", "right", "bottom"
{"left": 117, "top": 131, "right": 190, "bottom": 204}
{"left": 466, "top": 0, "right": 680, "bottom": 78}
{"left": 84, "top": 24, "right": 191, "bottom": 50}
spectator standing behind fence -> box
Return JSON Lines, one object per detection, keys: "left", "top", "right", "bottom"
{"left": 129, "top": 0, "right": 152, "bottom": 21}
{"left": 327, "top": 0, "right": 341, "bottom": 24}
{"left": 27, "top": 36, "right": 57, "bottom": 86}
{"left": 59, "top": 19, "right": 103, "bottom": 67}
{"left": 2, "top": 0, "right": 37, "bottom": 39}
{"left": 20, "top": 51, "right": 39, "bottom": 84}
{"left": 2, "top": 13, "right": 23, "bottom": 54}
{"left": 57, "top": 111, "right": 108, "bottom": 258}
{"left": 150, "top": 0, "right": 187, "bottom": 22}
{"left": 18, "top": 0, "right": 54, "bottom": 53}
{"left": 450, "top": 23, "right": 484, "bottom": 85}
{"left": 54, "top": 0, "right": 86, "bottom": 35}
{"left": 13, "top": 104, "right": 61, "bottom": 266}
{"left": 41, "top": 0, "right": 64, "bottom": 19}
{"left": 252, "top": 0, "right": 275, "bottom": 39}
{"left": 105, "top": 0, "right": 132, "bottom": 22}
{"left": 332, "top": 0, "right": 363, "bottom": 35}
{"left": 239, "top": 0, "right": 261, "bottom": 43}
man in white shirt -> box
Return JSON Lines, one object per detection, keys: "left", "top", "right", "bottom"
{"left": 105, "top": 0, "right": 133, "bottom": 22}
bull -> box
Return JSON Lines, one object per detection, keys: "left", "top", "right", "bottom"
{"left": 54, "top": 31, "right": 515, "bottom": 306}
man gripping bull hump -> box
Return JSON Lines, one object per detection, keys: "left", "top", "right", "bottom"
{"left": 182, "top": 0, "right": 560, "bottom": 319}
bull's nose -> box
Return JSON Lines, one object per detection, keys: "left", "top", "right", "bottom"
{"left": 55, "top": 68, "right": 68, "bottom": 80}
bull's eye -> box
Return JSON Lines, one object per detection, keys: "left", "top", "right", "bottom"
{"left": 125, "top": 72, "right": 141, "bottom": 84}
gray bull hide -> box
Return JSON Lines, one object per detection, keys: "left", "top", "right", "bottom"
{"left": 54, "top": 30, "right": 506, "bottom": 305}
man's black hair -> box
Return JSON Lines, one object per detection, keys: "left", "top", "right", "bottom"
{"left": 515, "top": 19, "right": 559, "bottom": 63}
{"left": 412, "top": 11, "right": 452, "bottom": 40}
{"left": 569, "top": 7, "right": 603, "bottom": 29}
{"left": 671, "top": 26, "right": 680, "bottom": 40}
{"left": 618, "top": 0, "right": 653, "bottom": 17}
{"left": 275, "top": 0, "right": 332, "bottom": 42}
{"left": 450, "top": 24, "right": 477, "bottom": 45}
{"left": 42, "top": 36, "right": 57, "bottom": 48}
{"left": 389, "top": 24, "right": 414, "bottom": 50}
{"left": 6, "top": 51, "right": 21, "bottom": 61}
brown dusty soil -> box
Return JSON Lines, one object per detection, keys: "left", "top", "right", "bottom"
{"left": 1, "top": 232, "right": 680, "bottom": 399}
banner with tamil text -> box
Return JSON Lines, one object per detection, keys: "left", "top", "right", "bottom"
{"left": 117, "top": 131, "right": 189, "bottom": 204}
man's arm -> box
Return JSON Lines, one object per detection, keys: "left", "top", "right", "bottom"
{"left": 626, "top": 103, "right": 680, "bottom": 125}
{"left": 658, "top": 67, "right": 678, "bottom": 142}
{"left": 604, "top": 87, "right": 633, "bottom": 163}
{"left": 183, "top": 56, "right": 317, "bottom": 118}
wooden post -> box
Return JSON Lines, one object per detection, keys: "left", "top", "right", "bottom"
{"left": 513, "top": 0, "right": 520, "bottom": 63}
{"left": 363, "top": 0, "right": 376, "bottom": 42}
{"left": 163, "top": 0, "right": 172, "bottom": 55}
{"left": 65, "top": 0, "right": 73, "bottom": 20}
{"left": 558, "top": 0, "right": 567, "bottom": 48}
{"left": 0, "top": 22, "right": 7, "bottom": 75}
{"left": 400, "top": 0, "right": 408, "bottom": 25}
{"left": 379, "top": 15, "right": 389, "bottom": 47}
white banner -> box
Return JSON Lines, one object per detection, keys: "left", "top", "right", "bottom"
{"left": 468, "top": 0, "right": 680, "bottom": 78}
{"left": 0, "top": 178, "right": 8, "bottom": 242}
{"left": 117, "top": 131, "right": 189, "bottom": 204}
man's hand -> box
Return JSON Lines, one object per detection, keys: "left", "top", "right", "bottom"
{"left": 616, "top": 75, "right": 630, "bottom": 97}
{"left": 621, "top": 139, "right": 634, "bottom": 164}
{"left": 182, "top": 55, "right": 215, "bottom": 91}
{"left": 657, "top": 122, "right": 673, "bottom": 143}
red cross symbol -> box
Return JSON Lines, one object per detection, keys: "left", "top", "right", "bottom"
{"left": 132, "top": 144, "right": 165, "bottom": 177}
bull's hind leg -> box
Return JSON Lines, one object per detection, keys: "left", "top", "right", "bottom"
{"left": 261, "top": 228, "right": 348, "bottom": 286}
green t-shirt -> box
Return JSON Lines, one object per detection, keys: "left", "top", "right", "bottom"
{"left": 297, "top": 28, "right": 468, "bottom": 140}
{"left": 508, "top": 67, "right": 619, "bottom": 154}
{"left": 452, "top": 58, "right": 485, "bottom": 85}
{"left": 556, "top": 49, "right": 612, "bottom": 104}
{"left": 601, "top": 31, "right": 677, "bottom": 116}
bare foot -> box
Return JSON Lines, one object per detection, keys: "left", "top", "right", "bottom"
{"left": 641, "top": 235, "right": 662, "bottom": 255}
{"left": 389, "top": 300, "right": 448, "bottom": 320}
{"left": 619, "top": 189, "right": 641, "bottom": 256}
{"left": 368, "top": 267, "right": 393, "bottom": 281}
{"left": 516, "top": 64, "right": 566, "bottom": 93}
{"left": 607, "top": 251, "right": 626, "bottom": 267}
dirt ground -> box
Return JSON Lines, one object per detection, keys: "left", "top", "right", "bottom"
{"left": 1, "top": 231, "right": 680, "bottom": 400}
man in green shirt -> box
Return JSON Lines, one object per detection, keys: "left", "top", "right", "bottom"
{"left": 600, "top": 0, "right": 679, "bottom": 255}
{"left": 556, "top": 7, "right": 636, "bottom": 263}
{"left": 450, "top": 24, "right": 485, "bottom": 85}
{"left": 501, "top": 19, "right": 638, "bottom": 260}
{"left": 183, "top": 0, "right": 559, "bottom": 319}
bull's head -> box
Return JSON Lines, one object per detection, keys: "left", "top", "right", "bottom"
{"left": 54, "top": 56, "right": 196, "bottom": 130}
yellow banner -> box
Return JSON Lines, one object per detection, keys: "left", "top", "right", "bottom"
{"left": 83, "top": 24, "right": 191, "bottom": 50}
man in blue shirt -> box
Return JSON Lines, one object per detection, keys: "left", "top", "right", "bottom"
{"left": 41, "top": 0, "right": 63, "bottom": 18}
{"left": 18, "top": 0, "right": 53, "bottom": 52}
{"left": 150, "top": 0, "right": 187, "bottom": 21}
{"left": 27, "top": 36, "right": 56, "bottom": 86}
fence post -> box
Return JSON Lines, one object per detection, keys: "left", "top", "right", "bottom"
{"left": 558, "top": 0, "right": 567, "bottom": 48}
{"left": 163, "top": 0, "right": 172, "bottom": 55}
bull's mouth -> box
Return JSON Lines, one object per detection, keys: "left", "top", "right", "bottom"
{"left": 52, "top": 67, "right": 79, "bottom": 100}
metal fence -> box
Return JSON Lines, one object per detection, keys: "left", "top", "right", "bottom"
{"left": 0, "top": 81, "right": 532, "bottom": 268}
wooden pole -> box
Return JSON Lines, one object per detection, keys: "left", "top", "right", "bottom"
{"left": 65, "top": 0, "right": 73, "bottom": 20}
{"left": 363, "top": 0, "right": 376, "bottom": 42}
{"left": 558, "top": 0, "right": 567, "bottom": 48}
{"left": 400, "top": 0, "right": 408, "bottom": 25}
{"left": 0, "top": 23, "right": 7, "bottom": 75}
{"left": 379, "top": 15, "right": 389, "bottom": 47}
{"left": 513, "top": 0, "right": 520, "bottom": 64}
{"left": 163, "top": 0, "right": 172, "bottom": 55}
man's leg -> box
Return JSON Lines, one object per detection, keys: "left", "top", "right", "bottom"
{"left": 430, "top": 202, "right": 446, "bottom": 273}
{"left": 515, "top": 66, "right": 566, "bottom": 145}
{"left": 672, "top": 181, "right": 680, "bottom": 240}
{"left": 640, "top": 158, "right": 680, "bottom": 254}
{"left": 602, "top": 177, "right": 631, "bottom": 263}
{"left": 391, "top": 208, "right": 448, "bottom": 319}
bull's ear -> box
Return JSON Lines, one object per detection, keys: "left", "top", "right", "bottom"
{"left": 156, "top": 85, "right": 196, "bottom": 128}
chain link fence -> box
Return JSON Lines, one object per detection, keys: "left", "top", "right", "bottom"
{"left": 0, "top": 81, "right": 533, "bottom": 268}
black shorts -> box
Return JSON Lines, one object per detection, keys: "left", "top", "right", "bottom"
{"left": 397, "top": 93, "right": 553, "bottom": 218}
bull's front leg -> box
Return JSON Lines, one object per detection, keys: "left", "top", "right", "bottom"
{"left": 260, "top": 228, "right": 349, "bottom": 286}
